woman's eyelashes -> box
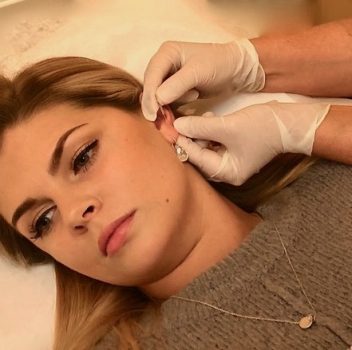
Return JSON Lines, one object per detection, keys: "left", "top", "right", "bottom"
{"left": 28, "top": 207, "right": 55, "bottom": 240}
{"left": 28, "top": 139, "right": 100, "bottom": 241}
{"left": 72, "top": 139, "right": 99, "bottom": 175}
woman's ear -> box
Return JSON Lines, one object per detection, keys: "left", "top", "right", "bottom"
{"left": 154, "top": 105, "right": 179, "bottom": 144}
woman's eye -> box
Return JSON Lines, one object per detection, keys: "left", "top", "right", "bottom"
{"left": 72, "top": 139, "right": 99, "bottom": 175}
{"left": 28, "top": 140, "right": 99, "bottom": 241}
{"left": 29, "top": 207, "right": 55, "bottom": 241}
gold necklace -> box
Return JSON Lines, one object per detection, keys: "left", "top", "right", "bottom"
{"left": 170, "top": 223, "right": 317, "bottom": 330}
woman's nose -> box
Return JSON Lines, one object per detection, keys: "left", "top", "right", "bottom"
{"left": 73, "top": 205, "right": 96, "bottom": 229}
{"left": 83, "top": 205, "right": 95, "bottom": 219}
{"left": 67, "top": 198, "right": 101, "bottom": 230}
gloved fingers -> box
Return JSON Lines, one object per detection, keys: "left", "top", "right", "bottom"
{"left": 194, "top": 139, "right": 210, "bottom": 148}
{"left": 201, "top": 111, "right": 216, "bottom": 118}
{"left": 175, "top": 105, "right": 197, "bottom": 116}
{"left": 142, "top": 68, "right": 199, "bottom": 121}
{"left": 155, "top": 65, "right": 200, "bottom": 106}
{"left": 168, "top": 90, "right": 200, "bottom": 113}
{"left": 176, "top": 135, "right": 225, "bottom": 178}
{"left": 142, "top": 44, "right": 183, "bottom": 121}
{"left": 142, "top": 87, "right": 198, "bottom": 122}
{"left": 188, "top": 112, "right": 216, "bottom": 148}
{"left": 174, "top": 115, "right": 226, "bottom": 143}
{"left": 142, "top": 79, "right": 164, "bottom": 121}
{"left": 171, "top": 89, "right": 200, "bottom": 106}
{"left": 207, "top": 150, "right": 230, "bottom": 180}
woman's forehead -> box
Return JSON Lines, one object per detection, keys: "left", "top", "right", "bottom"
{"left": 1, "top": 107, "right": 77, "bottom": 156}
{"left": 2, "top": 104, "right": 125, "bottom": 149}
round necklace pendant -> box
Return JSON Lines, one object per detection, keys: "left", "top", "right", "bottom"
{"left": 299, "top": 314, "right": 314, "bottom": 329}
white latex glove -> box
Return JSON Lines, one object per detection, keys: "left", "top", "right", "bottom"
{"left": 174, "top": 102, "right": 331, "bottom": 186}
{"left": 142, "top": 39, "right": 265, "bottom": 121}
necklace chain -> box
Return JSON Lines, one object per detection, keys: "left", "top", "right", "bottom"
{"left": 171, "top": 223, "right": 317, "bottom": 329}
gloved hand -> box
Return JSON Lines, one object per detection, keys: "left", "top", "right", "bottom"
{"left": 142, "top": 39, "right": 265, "bottom": 121}
{"left": 174, "top": 102, "right": 331, "bottom": 186}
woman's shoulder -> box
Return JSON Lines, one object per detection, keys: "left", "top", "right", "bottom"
{"left": 291, "top": 159, "right": 352, "bottom": 192}
{"left": 259, "top": 159, "right": 352, "bottom": 211}
{"left": 257, "top": 158, "right": 351, "bottom": 223}
{"left": 287, "top": 159, "right": 351, "bottom": 211}
{"left": 158, "top": 159, "right": 352, "bottom": 350}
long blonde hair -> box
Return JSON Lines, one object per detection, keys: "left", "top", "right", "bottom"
{"left": 0, "top": 57, "right": 316, "bottom": 349}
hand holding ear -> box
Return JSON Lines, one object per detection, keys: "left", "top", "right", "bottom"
{"left": 175, "top": 102, "right": 331, "bottom": 186}
{"left": 142, "top": 39, "right": 265, "bottom": 121}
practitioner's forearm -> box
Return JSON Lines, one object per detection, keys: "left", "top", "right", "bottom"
{"left": 251, "top": 19, "right": 352, "bottom": 97}
{"left": 313, "top": 105, "right": 352, "bottom": 164}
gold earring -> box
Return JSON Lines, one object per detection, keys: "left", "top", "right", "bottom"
{"left": 174, "top": 143, "right": 189, "bottom": 162}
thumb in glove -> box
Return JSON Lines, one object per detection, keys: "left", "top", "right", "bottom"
{"left": 174, "top": 115, "right": 228, "bottom": 181}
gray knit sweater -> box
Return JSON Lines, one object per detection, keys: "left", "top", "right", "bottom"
{"left": 98, "top": 160, "right": 352, "bottom": 350}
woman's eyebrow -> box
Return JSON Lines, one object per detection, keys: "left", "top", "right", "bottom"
{"left": 12, "top": 197, "right": 50, "bottom": 227}
{"left": 11, "top": 123, "right": 89, "bottom": 228}
{"left": 48, "top": 123, "right": 88, "bottom": 176}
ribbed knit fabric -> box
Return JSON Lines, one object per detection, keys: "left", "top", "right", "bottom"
{"left": 97, "top": 160, "right": 352, "bottom": 349}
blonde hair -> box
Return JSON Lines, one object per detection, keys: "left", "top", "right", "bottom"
{"left": 0, "top": 57, "right": 316, "bottom": 349}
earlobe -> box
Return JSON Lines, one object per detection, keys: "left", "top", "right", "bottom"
{"left": 154, "top": 105, "right": 179, "bottom": 144}
{"left": 155, "top": 105, "right": 189, "bottom": 163}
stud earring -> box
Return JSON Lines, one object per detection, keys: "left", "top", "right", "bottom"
{"left": 174, "top": 143, "right": 189, "bottom": 162}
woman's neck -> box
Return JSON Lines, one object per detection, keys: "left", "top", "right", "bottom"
{"left": 140, "top": 165, "right": 262, "bottom": 300}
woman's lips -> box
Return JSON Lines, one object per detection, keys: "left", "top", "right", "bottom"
{"left": 98, "top": 210, "right": 136, "bottom": 257}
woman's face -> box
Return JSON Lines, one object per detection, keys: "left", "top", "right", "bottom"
{"left": 0, "top": 104, "right": 197, "bottom": 287}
